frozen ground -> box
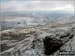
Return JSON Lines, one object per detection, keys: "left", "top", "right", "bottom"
{"left": 0, "top": 23, "right": 75, "bottom": 56}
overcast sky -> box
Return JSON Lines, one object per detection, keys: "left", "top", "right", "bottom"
{"left": 0, "top": 0, "right": 74, "bottom": 12}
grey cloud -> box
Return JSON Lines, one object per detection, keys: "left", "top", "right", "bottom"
{"left": 1, "top": 0, "right": 74, "bottom": 12}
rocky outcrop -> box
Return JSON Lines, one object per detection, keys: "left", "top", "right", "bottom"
{"left": 0, "top": 26, "right": 75, "bottom": 56}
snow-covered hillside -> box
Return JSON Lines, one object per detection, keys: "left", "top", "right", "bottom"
{"left": 0, "top": 16, "right": 47, "bottom": 30}
{"left": 0, "top": 23, "right": 75, "bottom": 56}
{"left": 0, "top": 15, "right": 75, "bottom": 31}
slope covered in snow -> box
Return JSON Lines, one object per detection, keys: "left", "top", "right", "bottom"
{"left": 0, "top": 23, "right": 75, "bottom": 56}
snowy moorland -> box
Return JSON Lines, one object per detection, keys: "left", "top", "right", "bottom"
{"left": 0, "top": 22, "right": 75, "bottom": 56}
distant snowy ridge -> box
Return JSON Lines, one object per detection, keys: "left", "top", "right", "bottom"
{"left": 0, "top": 15, "right": 75, "bottom": 30}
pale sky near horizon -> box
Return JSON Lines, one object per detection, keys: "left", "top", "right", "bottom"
{"left": 0, "top": 0, "right": 74, "bottom": 12}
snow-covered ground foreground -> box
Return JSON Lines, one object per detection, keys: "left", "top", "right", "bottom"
{"left": 0, "top": 23, "right": 75, "bottom": 56}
